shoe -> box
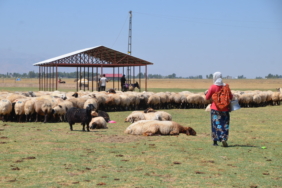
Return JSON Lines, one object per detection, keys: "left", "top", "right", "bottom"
{"left": 222, "top": 140, "right": 228, "bottom": 147}
{"left": 213, "top": 143, "right": 218, "bottom": 146}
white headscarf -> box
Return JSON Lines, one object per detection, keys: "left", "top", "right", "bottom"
{"left": 213, "top": 72, "right": 224, "bottom": 86}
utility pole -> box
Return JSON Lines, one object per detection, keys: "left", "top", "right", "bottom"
{"left": 128, "top": 11, "right": 132, "bottom": 55}
{"left": 127, "top": 11, "right": 132, "bottom": 83}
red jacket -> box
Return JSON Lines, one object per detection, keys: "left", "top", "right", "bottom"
{"left": 205, "top": 85, "right": 233, "bottom": 111}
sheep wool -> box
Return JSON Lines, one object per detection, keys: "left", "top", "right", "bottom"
{"left": 124, "top": 120, "right": 196, "bottom": 136}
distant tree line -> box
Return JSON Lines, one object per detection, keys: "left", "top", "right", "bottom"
{"left": 1, "top": 71, "right": 282, "bottom": 79}
{"left": 0, "top": 71, "right": 98, "bottom": 79}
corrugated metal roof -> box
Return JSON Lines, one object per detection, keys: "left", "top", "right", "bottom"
{"left": 33, "top": 46, "right": 101, "bottom": 66}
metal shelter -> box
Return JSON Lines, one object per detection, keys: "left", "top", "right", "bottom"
{"left": 33, "top": 45, "right": 153, "bottom": 91}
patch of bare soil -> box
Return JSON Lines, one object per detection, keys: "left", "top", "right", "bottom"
{"left": 90, "top": 134, "right": 146, "bottom": 143}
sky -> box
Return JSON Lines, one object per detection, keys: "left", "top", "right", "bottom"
{"left": 0, "top": 0, "right": 282, "bottom": 78}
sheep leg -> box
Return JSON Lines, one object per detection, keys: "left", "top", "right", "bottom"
{"left": 44, "top": 114, "right": 48, "bottom": 123}
{"left": 143, "top": 131, "right": 154, "bottom": 136}
{"left": 169, "top": 131, "right": 179, "bottom": 135}
{"left": 86, "top": 123, "right": 90, "bottom": 132}
{"left": 35, "top": 113, "right": 39, "bottom": 122}
{"left": 2, "top": 115, "right": 6, "bottom": 122}
{"left": 81, "top": 123, "right": 86, "bottom": 131}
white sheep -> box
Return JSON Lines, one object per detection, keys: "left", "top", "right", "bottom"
{"left": 0, "top": 99, "right": 13, "bottom": 122}
{"left": 14, "top": 98, "right": 29, "bottom": 122}
{"left": 124, "top": 120, "right": 196, "bottom": 136}
{"left": 52, "top": 101, "right": 74, "bottom": 122}
{"left": 89, "top": 116, "right": 108, "bottom": 129}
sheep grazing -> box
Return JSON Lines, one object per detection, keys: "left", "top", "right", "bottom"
{"left": 52, "top": 101, "right": 73, "bottom": 122}
{"left": 34, "top": 99, "right": 53, "bottom": 123}
{"left": 24, "top": 99, "right": 36, "bottom": 122}
{"left": 89, "top": 117, "right": 108, "bottom": 129}
{"left": 124, "top": 120, "right": 196, "bottom": 136}
{"left": 65, "top": 104, "right": 95, "bottom": 131}
{"left": 0, "top": 99, "right": 13, "bottom": 122}
{"left": 14, "top": 98, "right": 29, "bottom": 122}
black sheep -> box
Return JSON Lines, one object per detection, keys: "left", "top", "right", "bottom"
{"left": 97, "top": 110, "right": 110, "bottom": 122}
{"left": 66, "top": 104, "right": 95, "bottom": 131}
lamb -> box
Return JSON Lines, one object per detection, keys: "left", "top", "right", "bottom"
{"left": 65, "top": 104, "right": 95, "bottom": 131}
{"left": 124, "top": 120, "right": 196, "bottom": 136}
{"left": 0, "top": 99, "right": 13, "bottom": 122}
{"left": 89, "top": 116, "right": 108, "bottom": 129}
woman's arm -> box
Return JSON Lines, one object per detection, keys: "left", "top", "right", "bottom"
{"left": 205, "top": 85, "right": 214, "bottom": 100}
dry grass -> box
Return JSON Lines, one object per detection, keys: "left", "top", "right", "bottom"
{"left": 1, "top": 78, "right": 282, "bottom": 91}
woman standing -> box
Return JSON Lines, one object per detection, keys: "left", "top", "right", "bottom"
{"left": 205, "top": 72, "right": 233, "bottom": 147}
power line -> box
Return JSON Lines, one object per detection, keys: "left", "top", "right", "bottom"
{"left": 112, "top": 14, "right": 129, "bottom": 48}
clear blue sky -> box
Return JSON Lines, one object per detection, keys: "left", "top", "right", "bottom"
{"left": 0, "top": 0, "right": 281, "bottom": 78}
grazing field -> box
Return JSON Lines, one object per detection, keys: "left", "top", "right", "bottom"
{"left": 0, "top": 105, "right": 282, "bottom": 187}
{"left": 1, "top": 78, "right": 282, "bottom": 92}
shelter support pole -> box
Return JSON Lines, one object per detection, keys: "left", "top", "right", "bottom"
{"left": 76, "top": 67, "right": 78, "bottom": 91}
{"left": 83, "top": 66, "right": 85, "bottom": 91}
{"left": 79, "top": 66, "right": 81, "bottom": 91}
{"left": 139, "top": 66, "right": 141, "bottom": 92}
{"left": 92, "top": 67, "right": 93, "bottom": 92}
{"left": 38, "top": 67, "right": 40, "bottom": 91}
{"left": 87, "top": 67, "right": 89, "bottom": 91}
{"left": 118, "top": 67, "right": 120, "bottom": 91}
{"left": 49, "top": 66, "right": 51, "bottom": 91}
{"left": 96, "top": 67, "right": 98, "bottom": 91}
{"left": 113, "top": 67, "right": 115, "bottom": 89}
{"left": 56, "top": 65, "right": 58, "bottom": 90}
{"left": 133, "top": 66, "right": 135, "bottom": 84}
{"left": 145, "top": 65, "right": 147, "bottom": 92}
{"left": 52, "top": 66, "right": 54, "bottom": 91}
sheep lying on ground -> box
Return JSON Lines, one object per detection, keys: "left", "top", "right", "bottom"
{"left": 124, "top": 120, "right": 196, "bottom": 136}
{"left": 65, "top": 104, "right": 95, "bottom": 131}
{"left": 124, "top": 111, "right": 160, "bottom": 123}
{"left": 125, "top": 108, "right": 172, "bottom": 123}
{"left": 89, "top": 117, "right": 108, "bottom": 129}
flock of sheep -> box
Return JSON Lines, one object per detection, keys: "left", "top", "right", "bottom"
{"left": 0, "top": 88, "right": 281, "bottom": 123}
{"left": 0, "top": 88, "right": 281, "bottom": 136}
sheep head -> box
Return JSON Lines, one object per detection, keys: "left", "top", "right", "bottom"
{"left": 185, "top": 127, "right": 197, "bottom": 136}
{"left": 91, "top": 111, "right": 98, "bottom": 117}
{"left": 90, "top": 122, "right": 97, "bottom": 129}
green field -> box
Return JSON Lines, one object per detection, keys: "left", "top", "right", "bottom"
{"left": 0, "top": 104, "right": 281, "bottom": 187}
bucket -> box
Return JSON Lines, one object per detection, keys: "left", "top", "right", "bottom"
{"left": 230, "top": 100, "right": 241, "bottom": 111}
